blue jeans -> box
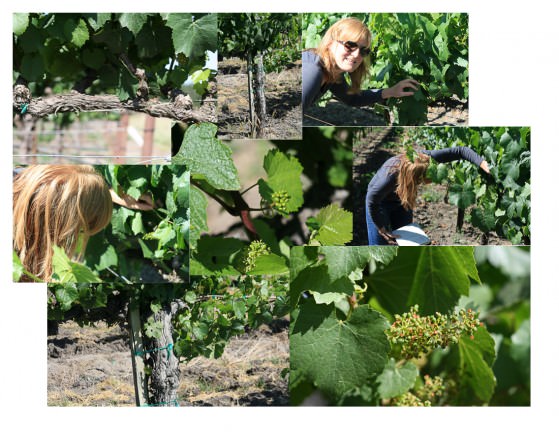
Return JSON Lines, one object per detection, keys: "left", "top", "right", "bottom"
{"left": 366, "top": 201, "right": 413, "bottom": 245}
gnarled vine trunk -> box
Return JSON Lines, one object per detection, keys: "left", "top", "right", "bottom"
{"left": 141, "top": 302, "right": 180, "bottom": 406}
{"left": 246, "top": 52, "right": 266, "bottom": 138}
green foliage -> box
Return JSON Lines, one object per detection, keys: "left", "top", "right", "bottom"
{"left": 415, "top": 126, "right": 530, "bottom": 243}
{"left": 84, "top": 165, "right": 189, "bottom": 283}
{"left": 219, "top": 13, "right": 300, "bottom": 73}
{"left": 302, "top": 13, "right": 468, "bottom": 125}
{"left": 181, "top": 124, "right": 353, "bottom": 277}
{"left": 289, "top": 246, "right": 530, "bottom": 406}
{"left": 13, "top": 13, "right": 216, "bottom": 99}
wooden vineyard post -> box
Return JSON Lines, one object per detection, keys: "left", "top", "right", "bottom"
{"left": 246, "top": 52, "right": 257, "bottom": 138}
{"left": 142, "top": 115, "right": 155, "bottom": 158}
{"left": 128, "top": 303, "right": 148, "bottom": 407}
{"left": 114, "top": 111, "right": 129, "bottom": 164}
{"left": 254, "top": 53, "right": 266, "bottom": 138}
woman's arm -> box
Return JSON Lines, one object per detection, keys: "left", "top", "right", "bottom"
{"left": 422, "top": 146, "right": 486, "bottom": 168}
{"left": 302, "top": 51, "right": 327, "bottom": 110}
{"left": 329, "top": 80, "right": 384, "bottom": 107}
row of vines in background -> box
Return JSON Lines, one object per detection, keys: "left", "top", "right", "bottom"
{"left": 218, "top": 13, "right": 301, "bottom": 137}
{"left": 408, "top": 127, "right": 531, "bottom": 244}
{"left": 290, "top": 246, "right": 530, "bottom": 406}
{"left": 303, "top": 13, "right": 468, "bottom": 125}
{"left": 48, "top": 275, "right": 289, "bottom": 406}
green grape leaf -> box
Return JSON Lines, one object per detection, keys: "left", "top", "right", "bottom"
{"left": 190, "top": 237, "right": 243, "bottom": 276}
{"left": 290, "top": 264, "right": 353, "bottom": 306}
{"left": 319, "top": 246, "right": 398, "bottom": 282}
{"left": 369, "top": 247, "right": 479, "bottom": 315}
{"left": 13, "top": 251, "right": 25, "bottom": 282}
{"left": 189, "top": 185, "right": 208, "bottom": 250}
{"left": 13, "top": 13, "right": 29, "bottom": 36}
{"left": 248, "top": 254, "right": 289, "bottom": 275}
{"left": 65, "top": 19, "right": 89, "bottom": 48}
{"left": 450, "top": 326, "right": 496, "bottom": 404}
{"left": 258, "top": 149, "right": 303, "bottom": 214}
{"left": 51, "top": 246, "right": 102, "bottom": 283}
{"left": 54, "top": 284, "right": 79, "bottom": 312}
{"left": 167, "top": 14, "right": 217, "bottom": 59}
{"left": 289, "top": 246, "right": 319, "bottom": 281}
{"left": 118, "top": 13, "right": 149, "bottom": 36}
{"left": 21, "top": 53, "right": 45, "bottom": 82}
{"left": 308, "top": 204, "right": 352, "bottom": 246}
{"left": 449, "top": 180, "right": 476, "bottom": 209}
{"left": 291, "top": 303, "right": 390, "bottom": 401}
{"left": 470, "top": 204, "right": 497, "bottom": 233}
{"left": 376, "top": 358, "right": 418, "bottom": 399}
{"left": 173, "top": 123, "right": 240, "bottom": 191}
{"left": 95, "top": 244, "right": 118, "bottom": 271}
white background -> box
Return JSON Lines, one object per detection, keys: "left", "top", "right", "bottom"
{"left": 1, "top": 1, "right": 555, "bottom": 430}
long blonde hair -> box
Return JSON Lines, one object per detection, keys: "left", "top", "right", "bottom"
{"left": 394, "top": 153, "right": 430, "bottom": 211}
{"left": 315, "top": 17, "right": 372, "bottom": 93}
{"left": 13, "top": 165, "right": 113, "bottom": 282}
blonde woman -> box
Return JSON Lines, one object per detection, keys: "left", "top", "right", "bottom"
{"left": 302, "top": 17, "right": 419, "bottom": 111}
{"left": 366, "top": 147, "right": 490, "bottom": 245}
{"left": 13, "top": 165, "right": 154, "bottom": 282}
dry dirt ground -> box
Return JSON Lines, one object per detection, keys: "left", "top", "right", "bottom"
{"left": 217, "top": 57, "right": 302, "bottom": 140}
{"left": 47, "top": 320, "right": 289, "bottom": 407}
{"left": 351, "top": 128, "right": 510, "bottom": 246}
{"left": 303, "top": 96, "right": 468, "bottom": 127}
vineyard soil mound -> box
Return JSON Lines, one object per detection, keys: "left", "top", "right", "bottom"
{"left": 303, "top": 96, "right": 467, "bottom": 127}
{"left": 48, "top": 320, "right": 289, "bottom": 406}
{"left": 218, "top": 57, "right": 302, "bottom": 139}
{"left": 352, "top": 129, "right": 510, "bottom": 246}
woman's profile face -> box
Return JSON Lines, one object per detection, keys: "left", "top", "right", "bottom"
{"left": 328, "top": 37, "right": 367, "bottom": 73}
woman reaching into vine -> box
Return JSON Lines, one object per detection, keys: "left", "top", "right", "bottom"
{"left": 302, "top": 17, "right": 418, "bottom": 114}
{"left": 13, "top": 165, "right": 154, "bottom": 282}
{"left": 365, "top": 146, "right": 490, "bottom": 245}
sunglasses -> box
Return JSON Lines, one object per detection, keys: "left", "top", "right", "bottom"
{"left": 337, "top": 40, "right": 371, "bottom": 57}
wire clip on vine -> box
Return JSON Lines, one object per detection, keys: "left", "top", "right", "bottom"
{"left": 19, "top": 103, "right": 29, "bottom": 114}
{"left": 135, "top": 343, "right": 173, "bottom": 358}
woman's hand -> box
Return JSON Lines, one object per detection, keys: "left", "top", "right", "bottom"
{"left": 479, "top": 160, "right": 491, "bottom": 174}
{"left": 378, "top": 227, "right": 400, "bottom": 245}
{"left": 110, "top": 189, "right": 155, "bottom": 211}
{"left": 382, "top": 79, "right": 420, "bottom": 99}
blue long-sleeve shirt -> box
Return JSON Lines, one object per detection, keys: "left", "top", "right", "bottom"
{"left": 365, "top": 146, "right": 484, "bottom": 229}
{"left": 302, "top": 50, "right": 383, "bottom": 110}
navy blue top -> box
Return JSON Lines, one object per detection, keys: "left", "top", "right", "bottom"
{"left": 302, "top": 50, "right": 383, "bottom": 110}
{"left": 365, "top": 147, "right": 484, "bottom": 229}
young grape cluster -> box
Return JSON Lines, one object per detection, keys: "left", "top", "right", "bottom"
{"left": 386, "top": 305, "right": 483, "bottom": 359}
{"left": 240, "top": 240, "right": 271, "bottom": 272}
{"left": 271, "top": 190, "right": 290, "bottom": 213}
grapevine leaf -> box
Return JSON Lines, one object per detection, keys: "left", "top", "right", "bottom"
{"left": 55, "top": 284, "right": 79, "bottom": 312}
{"left": 13, "top": 13, "right": 29, "bottom": 36}
{"left": 189, "top": 185, "right": 208, "bottom": 250}
{"left": 308, "top": 204, "right": 352, "bottom": 246}
{"left": 167, "top": 14, "right": 217, "bottom": 59}
{"left": 376, "top": 358, "right": 418, "bottom": 399}
{"left": 369, "top": 247, "right": 479, "bottom": 315}
{"left": 319, "top": 246, "right": 398, "bottom": 282}
{"left": 118, "top": 13, "right": 149, "bottom": 36}
{"left": 173, "top": 124, "right": 240, "bottom": 191}
{"left": 290, "top": 264, "right": 353, "bottom": 306}
{"left": 258, "top": 149, "right": 304, "bottom": 214}
{"left": 289, "top": 246, "right": 319, "bottom": 282}
{"left": 13, "top": 251, "right": 25, "bottom": 282}
{"left": 450, "top": 326, "right": 496, "bottom": 404}
{"left": 51, "top": 246, "right": 102, "bottom": 283}
{"left": 470, "top": 204, "right": 497, "bottom": 233}
{"left": 291, "top": 303, "right": 390, "bottom": 401}
{"left": 66, "top": 19, "right": 89, "bottom": 48}
{"left": 448, "top": 180, "right": 475, "bottom": 209}
{"left": 96, "top": 244, "right": 118, "bottom": 271}
{"left": 190, "top": 237, "right": 243, "bottom": 276}
{"left": 248, "top": 254, "right": 289, "bottom": 275}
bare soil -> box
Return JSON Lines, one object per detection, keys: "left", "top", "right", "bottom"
{"left": 218, "top": 57, "right": 302, "bottom": 140}
{"left": 351, "top": 128, "right": 510, "bottom": 246}
{"left": 47, "top": 320, "right": 289, "bottom": 407}
{"left": 303, "top": 96, "right": 468, "bottom": 127}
